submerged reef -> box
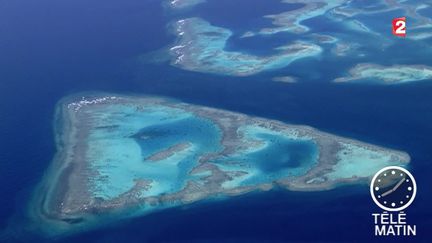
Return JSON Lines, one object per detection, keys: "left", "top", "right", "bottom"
{"left": 334, "top": 64, "right": 432, "bottom": 84}
{"left": 165, "top": 0, "right": 205, "bottom": 10}
{"left": 245, "top": 0, "right": 432, "bottom": 40}
{"left": 168, "top": 18, "right": 321, "bottom": 76}
{"left": 256, "top": 0, "right": 346, "bottom": 35}
{"left": 272, "top": 76, "right": 298, "bottom": 83}
{"left": 332, "top": 0, "right": 432, "bottom": 40}
{"left": 30, "top": 94, "right": 410, "bottom": 234}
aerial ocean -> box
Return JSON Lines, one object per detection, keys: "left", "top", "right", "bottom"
{"left": 0, "top": 0, "right": 431, "bottom": 242}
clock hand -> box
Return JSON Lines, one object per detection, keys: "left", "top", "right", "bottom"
{"left": 392, "top": 177, "right": 406, "bottom": 192}
{"left": 380, "top": 177, "right": 406, "bottom": 198}
{"left": 381, "top": 189, "right": 393, "bottom": 197}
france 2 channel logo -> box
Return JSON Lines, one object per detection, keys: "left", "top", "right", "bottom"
{"left": 392, "top": 17, "right": 406, "bottom": 37}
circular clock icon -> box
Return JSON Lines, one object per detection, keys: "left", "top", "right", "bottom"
{"left": 370, "top": 166, "right": 416, "bottom": 212}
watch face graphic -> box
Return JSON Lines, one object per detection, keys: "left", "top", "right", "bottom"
{"left": 370, "top": 166, "right": 416, "bottom": 211}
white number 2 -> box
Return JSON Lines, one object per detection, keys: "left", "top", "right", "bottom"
{"left": 395, "top": 20, "right": 406, "bottom": 34}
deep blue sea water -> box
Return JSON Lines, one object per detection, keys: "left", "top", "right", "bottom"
{"left": 1, "top": 0, "right": 431, "bottom": 242}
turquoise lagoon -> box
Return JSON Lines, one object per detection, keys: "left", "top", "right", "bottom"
{"left": 214, "top": 125, "right": 318, "bottom": 188}
{"left": 85, "top": 103, "right": 222, "bottom": 200}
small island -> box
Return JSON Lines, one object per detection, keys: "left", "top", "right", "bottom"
{"left": 30, "top": 94, "right": 410, "bottom": 235}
